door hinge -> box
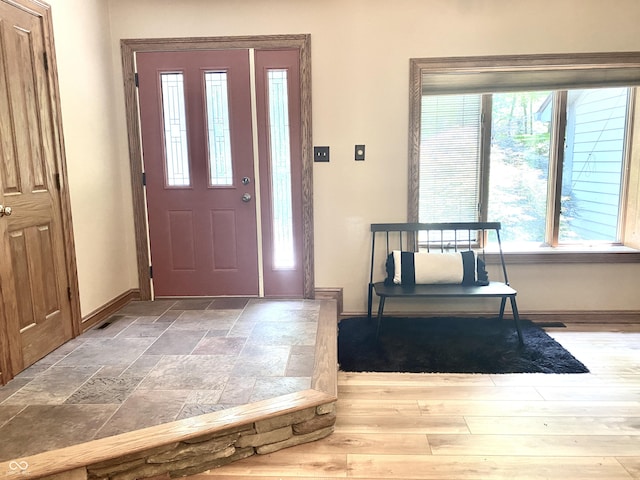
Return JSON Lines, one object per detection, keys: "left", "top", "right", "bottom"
{"left": 149, "top": 265, "right": 153, "bottom": 278}
{"left": 43, "top": 52, "right": 49, "bottom": 72}
{"left": 67, "top": 287, "right": 72, "bottom": 301}
{"left": 142, "top": 172, "right": 146, "bottom": 186}
{"left": 54, "top": 173, "right": 61, "bottom": 190}
{"left": 135, "top": 72, "right": 139, "bottom": 87}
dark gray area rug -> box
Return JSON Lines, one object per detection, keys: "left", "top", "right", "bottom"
{"left": 338, "top": 316, "right": 589, "bottom": 374}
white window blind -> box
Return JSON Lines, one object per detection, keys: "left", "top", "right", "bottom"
{"left": 419, "top": 94, "right": 482, "bottom": 223}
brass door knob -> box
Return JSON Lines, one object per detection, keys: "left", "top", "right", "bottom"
{"left": 0, "top": 205, "right": 12, "bottom": 217}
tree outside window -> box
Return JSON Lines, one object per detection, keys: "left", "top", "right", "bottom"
{"left": 418, "top": 86, "right": 631, "bottom": 247}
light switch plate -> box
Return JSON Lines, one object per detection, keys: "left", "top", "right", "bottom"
{"left": 314, "top": 146, "right": 329, "bottom": 162}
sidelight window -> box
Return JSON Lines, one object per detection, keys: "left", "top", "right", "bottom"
{"left": 267, "top": 69, "right": 295, "bottom": 268}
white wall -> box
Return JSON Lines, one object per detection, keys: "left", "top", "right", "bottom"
{"left": 49, "top": 0, "right": 640, "bottom": 315}
{"left": 47, "top": 0, "right": 138, "bottom": 316}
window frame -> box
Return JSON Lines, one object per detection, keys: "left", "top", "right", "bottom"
{"left": 408, "top": 53, "right": 640, "bottom": 262}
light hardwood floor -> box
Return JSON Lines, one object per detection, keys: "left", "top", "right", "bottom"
{"left": 188, "top": 323, "right": 640, "bottom": 479}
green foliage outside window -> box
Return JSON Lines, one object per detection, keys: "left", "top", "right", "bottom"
{"left": 488, "top": 92, "right": 551, "bottom": 244}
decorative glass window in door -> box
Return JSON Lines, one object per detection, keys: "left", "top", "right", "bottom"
{"left": 204, "top": 71, "right": 233, "bottom": 186}
{"left": 268, "top": 69, "right": 294, "bottom": 269}
{"left": 160, "top": 72, "right": 190, "bottom": 186}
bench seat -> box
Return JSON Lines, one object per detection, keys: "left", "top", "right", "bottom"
{"left": 373, "top": 280, "right": 516, "bottom": 298}
{"left": 367, "top": 222, "right": 523, "bottom": 345}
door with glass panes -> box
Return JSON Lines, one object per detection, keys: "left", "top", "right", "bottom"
{"left": 137, "top": 49, "right": 303, "bottom": 297}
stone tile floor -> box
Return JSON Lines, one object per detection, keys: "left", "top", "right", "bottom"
{"left": 0, "top": 298, "right": 319, "bottom": 461}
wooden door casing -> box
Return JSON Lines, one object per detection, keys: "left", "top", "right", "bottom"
{"left": 121, "top": 36, "right": 314, "bottom": 301}
{"left": 0, "top": 0, "right": 77, "bottom": 381}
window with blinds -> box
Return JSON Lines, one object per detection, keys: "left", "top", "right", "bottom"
{"left": 419, "top": 94, "right": 483, "bottom": 224}
{"left": 410, "top": 53, "right": 640, "bottom": 248}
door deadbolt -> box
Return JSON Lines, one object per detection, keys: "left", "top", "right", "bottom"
{"left": 241, "top": 177, "right": 251, "bottom": 185}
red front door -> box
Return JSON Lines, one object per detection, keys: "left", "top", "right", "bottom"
{"left": 137, "top": 50, "right": 259, "bottom": 296}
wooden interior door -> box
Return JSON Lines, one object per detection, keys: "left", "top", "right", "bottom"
{"left": 137, "top": 50, "right": 259, "bottom": 296}
{"left": 0, "top": 0, "right": 74, "bottom": 377}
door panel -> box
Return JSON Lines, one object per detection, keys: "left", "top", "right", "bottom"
{"left": 255, "top": 49, "right": 304, "bottom": 297}
{"left": 137, "top": 50, "right": 259, "bottom": 296}
{"left": 168, "top": 210, "right": 196, "bottom": 270}
{"left": 211, "top": 209, "right": 239, "bottom": 269}
{"left": 0, "top": 1, "right": 73, "bottom": 374}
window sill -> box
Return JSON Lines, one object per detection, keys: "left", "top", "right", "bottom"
{"left": 484, "top": 245, "right": 640, "bottom": 264}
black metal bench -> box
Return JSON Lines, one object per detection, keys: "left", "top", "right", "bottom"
{"left": 367, "top": 222, "right": 523, "bottom": 345}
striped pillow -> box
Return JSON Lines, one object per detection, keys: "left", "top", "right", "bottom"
{"left": 389, "top": 250, "right": 478, "bottom": 286}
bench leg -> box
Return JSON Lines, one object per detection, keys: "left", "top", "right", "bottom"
{"left": 376, "top": 296, "right": 386, "bottom": 339}
{"left": 498, "top": 297, "right": 507, "bottom": 320}
{"left": 367, "top": 283, "right": 374, "bottom": 319}
{"left": 510, "top": 296, "right": 524, "bottom": 346}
